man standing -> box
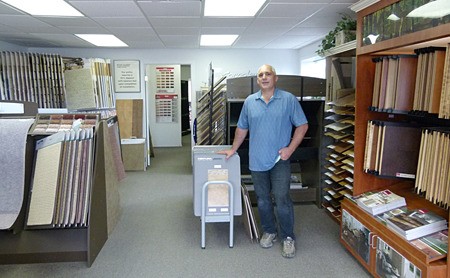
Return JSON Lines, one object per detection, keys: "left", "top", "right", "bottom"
{"left": 219, "top": 64, "right": 308, "bottom": 258}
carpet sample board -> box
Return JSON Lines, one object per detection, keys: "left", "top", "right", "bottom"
{"left": 0, "top": 118, "right": 34, "bottom": 229}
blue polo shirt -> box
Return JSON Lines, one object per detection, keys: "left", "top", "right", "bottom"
{"left": 237, "top": 88, "right": 308, "bottom": 171}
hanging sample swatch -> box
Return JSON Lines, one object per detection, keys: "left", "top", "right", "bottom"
{"left": 26, "top": 134, "right": 64, "bottom": 226}
{"left": 0, "top": 118, "right": 35, "bottom": 230}
{"left": 26, "top": 128, "right": 95, "bottom": 228}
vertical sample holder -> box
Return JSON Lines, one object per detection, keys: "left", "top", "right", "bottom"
{"left": 192, "top": 146, "right": 242, "bottom": 248}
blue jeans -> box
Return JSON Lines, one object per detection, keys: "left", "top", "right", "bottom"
{"left": 251, "top": 159, "right": 295, "bottom": 240}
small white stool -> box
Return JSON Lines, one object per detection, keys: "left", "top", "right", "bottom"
{"left": 201, "top": 180, "right": 234, "bottom": 249}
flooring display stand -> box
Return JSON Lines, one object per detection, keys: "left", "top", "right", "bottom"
{"left": 0, "top": 118, "right": 118, "bottom": 267}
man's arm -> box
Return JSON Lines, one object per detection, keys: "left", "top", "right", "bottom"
{"left": 278, "top": 123, "right": 308, "bottom": 160}
{"left": 218, "top": 127, "right": 248, "bottom": 159}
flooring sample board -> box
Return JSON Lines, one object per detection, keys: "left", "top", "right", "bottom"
{"left": 415, "top": 128, "right": 450, "bottom": 206}
{"left": 121, "top": 138, "right": 146, "bottom": 171}
{"left": 0, "top": 118, "right": 34, "bottom": 230}
{"left": 64, "top": 68, "right": 96, "bottom": 110}
{"left": 439, "top": 44, "right": 450, "bottom": 119}
{"left": 116, "top": 99, "right": 143, "bottom": 139}
{"left": 26, "top": 133, "right": 65, "bottom": 226}
{"left": 428, "top": 50, "right": 445, "bottom": 113}
{"left": 378, "top": 57, "right": 390, "bottom": 110}
{"left": 107, "top": 119, "right": 126, "bottom": 181}
{"left": 378, "top": 123, "right": 421, "bottom": 178}
{"left": 394, "top": 55, "right": 418, "bottom": 111}
{"left": 241, "top": 186, "right": 254, "bottom": 242}
{"left": 383, "top": 57, "right": 399, "bottom": 110}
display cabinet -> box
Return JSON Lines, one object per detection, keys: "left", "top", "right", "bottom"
{"left": 341, "top": 0, "right": 450, "bottom": 276}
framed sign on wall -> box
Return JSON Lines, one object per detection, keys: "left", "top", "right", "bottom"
{"left": 114, "top": 60, "right": 140, "bottom": 93}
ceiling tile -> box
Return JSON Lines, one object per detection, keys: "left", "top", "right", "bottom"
{"left": 30, "top": 33, "right": 93, "bottom": 47}
{"left": 159, "top": 35, "right": 199, "bottom": 48}
{"left": 201, "top": 17, "right": 254, "bottom": 28}
{"left": 148, "top": 17, "right": 201, "bottom": 28}
{"left": 126, "top": 39, "right": 166, "bottom": 49}
{"left": 108, "top": 27, "right": 157, "bottom": 40}
{"left": 37, "top": 16, "right": 103, "bottom": 28}
{"left": 286, "top": 27, "right": 331, "bottom": 36}
{"left": 264, "top": 35, "right": 318, "bottom": 49}
{"left": 0, "top": 2, "right": 24, "bottom": 15}
{"left": 69, "top": 1, "right": 143, "bottom": 17}
{"left": 233, "top": 35, "right": 274, "bottom": 48}
{"left": 58, "top": 26, "right": 109, "bottom": 34}
{"left": 138, "top": 1, "right": 201, "bottom": 17}
{"left": 259, "top": 3, "right": 326, "bottom": 18}
{"left": 155, "top": 27, "right": 199, "bottom": 36}
{"left": 93, "top": 17, "right": 151, "bottom": 28}
{"left": 201, "top": 27, "right": 246, "bottom": 35}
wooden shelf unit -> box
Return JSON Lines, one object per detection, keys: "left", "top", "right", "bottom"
{"left": 321, "top": 42, "right": 356, "bottom": 223}
{"left": 341, "top": 0, "right": 450, "bottom": 277}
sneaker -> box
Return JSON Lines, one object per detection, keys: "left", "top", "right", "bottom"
{"left": 282, "top": 237, "right": 296, "bottom": 258}
{"left": 260, "top": 232, "right": 277, "bottom": 248}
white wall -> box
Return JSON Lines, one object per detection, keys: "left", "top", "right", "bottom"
{"left": 0, "top": 41, "right": 28, "bottom": 51}
{"left": 297, "top": 40, "right": 326, "bottom": 79}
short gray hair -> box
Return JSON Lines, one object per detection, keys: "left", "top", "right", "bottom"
{"left": 257, "top": 64, "right": 277, "bottom": 76}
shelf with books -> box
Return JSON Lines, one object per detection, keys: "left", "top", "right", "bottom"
{"left": 342, "top": 197, "right": 448, "bottom": 276}
{"left": 343, "top": 0, "right": 450, "bottom": 277}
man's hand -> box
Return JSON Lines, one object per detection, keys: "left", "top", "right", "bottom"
{"left": 278, "top": 147, "right": 294, "bottom": 161}
{"left": 217, "top": 149, "right": 236, "bottom": 160}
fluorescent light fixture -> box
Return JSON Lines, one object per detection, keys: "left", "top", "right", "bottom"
{"left": 2, "top": 0, "right": 83, "bottom": 17}
{"left": 407, "top": 0, "right": 450, "bottom": 19}
{"left": 75, "top": 34, "right": 128, "bottom": 47}
{"left": 204, "top": 0, "right": 266, "bottom": 17}
{"left": 200, "top": 35, "right": 238, "bottom": 46}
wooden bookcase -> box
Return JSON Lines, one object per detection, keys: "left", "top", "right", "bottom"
{"left": 341, "top": 0, "right": 450, "bottom": 277}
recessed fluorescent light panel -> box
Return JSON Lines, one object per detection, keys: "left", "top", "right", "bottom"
{"left": 2, "top": 0, "right": 83, "bottom": 17}
{"left": 200, "top": 35, "right": 238, "bottom": 46}
{"left": 204, "top": 0, "right": 266, "bottom": 17}
{"left": 75, "top": 34, "right": 128, "bottom": 47}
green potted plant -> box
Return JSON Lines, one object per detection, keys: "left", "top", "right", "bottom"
{"left": 316, "top": 14, "right": 356, "bottom": 56}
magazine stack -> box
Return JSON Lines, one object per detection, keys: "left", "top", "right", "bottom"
{"left": 355, "top": 189, "right": 406, "bottom": 215}
{"left": 383, "top": 207, "right": 448, "bottom": 241}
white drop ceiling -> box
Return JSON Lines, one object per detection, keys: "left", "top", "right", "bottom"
{"left": 0, "top": 0, "right": 358, "bottom": 49}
